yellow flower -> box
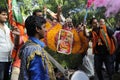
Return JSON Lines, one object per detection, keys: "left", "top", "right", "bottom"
{"left": 71, "top": 28, "right": 81, "bottom": 54}
{"left": 45, "top": 21, "right": 52, "bottom": 30}
{"left": 45, "top": 22, "right": 88, "bottom": 54}
{"left": 46, "top": 23, "right": 62, "bottom": 51}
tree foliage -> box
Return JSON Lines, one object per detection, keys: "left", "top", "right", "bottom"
{"left": 0, "top": 0, "right": 8, "bottom": 8}
{"left": 0, "top": 0, "right": 119, "bottom": 27}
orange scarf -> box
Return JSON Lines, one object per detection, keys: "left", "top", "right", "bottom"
{"left": 92, "top": 25, "right": 115, "bottom": 55}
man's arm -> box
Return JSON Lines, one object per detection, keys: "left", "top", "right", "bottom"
{"left": 106, "top": 26, "right": 114, "bottom": 38}
{"left": 106, "top": 26, "right": 117, "bottom": 48}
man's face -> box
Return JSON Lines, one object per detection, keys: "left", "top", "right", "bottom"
{"left": 99, "top": 19, "right": 105, "bottom": 26}
{"left": 0, "top": 12, "right": 8, "bottom": 23}
{"left": 38, "top": 24, "right": 46, "bottom": 39}
{"left": 36, "top": 12, "right": 43, "bottom": 17}
{"left": 92, "top": 19, "right": 98, "bottom": 28}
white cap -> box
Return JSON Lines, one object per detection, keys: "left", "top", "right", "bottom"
{"left": 71, "top": 70, "right": 89, "bottom": 80}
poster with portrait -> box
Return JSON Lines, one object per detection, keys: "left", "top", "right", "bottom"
{"left": 57, "top": 29, "right": 73, "bottom": 54}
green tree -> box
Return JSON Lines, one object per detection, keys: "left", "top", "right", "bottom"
{"left": 0, "top": 0, "right": 7, "bottom": 8}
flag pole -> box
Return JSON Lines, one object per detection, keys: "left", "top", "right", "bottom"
{"left": 4, "top": 0, "right": 8, "bottom": 10}
{"left": 5, "top": 0, "right": 12, "bottom": 28}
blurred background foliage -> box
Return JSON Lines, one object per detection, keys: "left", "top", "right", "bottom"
{"left": 0, "top": 0, "right": 119, "bottom": 27}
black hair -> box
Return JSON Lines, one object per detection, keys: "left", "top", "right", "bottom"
{"left": 90, "top": 18, "right": 97, "bottom": 25}
{"left": 25, "top": 16, "right": 46, "bottom": 37}
{"left": 0, "top": 6, "right": 7, "bottom": 14}
{"left": 33, "top": 9, "right": 42, "bottom": 15}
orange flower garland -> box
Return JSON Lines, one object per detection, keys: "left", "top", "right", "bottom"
{"left": 45, "top": 22, "right": 88, "bottom": 54}
{"left": 71, "top": 28, "right": 81, "bottom": 54}
{"left": 78, "top": 31, "right": 89, "bottom": 54}
{"left": 46, "top": 23, "right": 62, "bottom": 51}
{"left": 45, "top": 21, "right": 52, "bottom": 30}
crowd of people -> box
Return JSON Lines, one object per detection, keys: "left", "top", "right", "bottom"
{"left": 0, "top": 5, "right": 120, "bottom": 80}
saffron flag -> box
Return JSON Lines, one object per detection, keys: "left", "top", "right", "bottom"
{"left": 12, "top": 0, "right": 23, "bottom": 24}
{"left": 8, "top": 0, "right": 28, "bottom": 39}
{"left": 8, "top": 0, "right": 28, "bottom": 43}
{"left": 8, "top": 0, "right": 28, "bottom": 60}
{"left": 8, "top": 0, "right": 25, "bottom": 35}
{"left": 84, "top": 0, "right": 95, "bottom": 23}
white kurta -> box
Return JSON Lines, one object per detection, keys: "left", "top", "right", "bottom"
{"left": 0, "top": 24, "right": 14, "bottom": 62}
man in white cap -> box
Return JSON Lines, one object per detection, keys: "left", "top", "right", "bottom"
{"left": 71, "top": 70, "right": 89, "bottom": 80}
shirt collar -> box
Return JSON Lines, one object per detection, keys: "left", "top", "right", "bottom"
{"left": 29, "top": 37, "right": 45, "bottom": 48}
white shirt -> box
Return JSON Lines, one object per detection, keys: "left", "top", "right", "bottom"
{"left": 0, "top": 24, "right": 14, "bottom": 62}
